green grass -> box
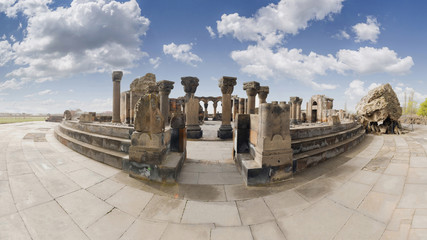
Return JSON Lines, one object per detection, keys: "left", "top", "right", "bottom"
{"left": 0, "top": 117, "right": 46, "bottom": 124}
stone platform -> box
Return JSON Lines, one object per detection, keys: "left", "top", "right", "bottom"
{"left": 2, "top": 121, "right": 427, "bottom": 239}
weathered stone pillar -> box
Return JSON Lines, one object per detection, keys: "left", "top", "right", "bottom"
{"left": 204, "top": 102, "right": 209, "bottom": 120}
{"left": 239, "top": 98, "right": 245, "bottom": 114}
{"left": 218, "top": 76, "right": 237, "bottom": 139}
{"left": 258, "top": 86, "right": 269, "bottom": 104}
{"left": 213, "top": 101, "right": 218, "bottom": 120}
{"left": 289, "top": 97, "right": 298, "bottom": 124}
{"left": 233, "top": 97, "right": 239, "bottom": 121}
{"left": 157, "top": 80, "right": 174, "bottom": 127}
{"left": 181, "top": 77, "right": 202, "bottom": 139}
{"left": 112, "top": 71, "right": 123, "bottom": 123}
{"left": 243, "top": 81, "right": 260, "bottom": 114}
{"left": 296, "top": 98, "right": 303, "bottom": 123}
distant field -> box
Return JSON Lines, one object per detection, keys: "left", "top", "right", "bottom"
{"left": 0, "top": 117, "right": 46, "bottom": 124}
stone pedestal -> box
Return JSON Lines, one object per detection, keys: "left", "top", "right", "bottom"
{"left": 181, "top": 76, "right": 203, "bottom": 139}
{"left": 217, "top": 76, "right": 237, "bottom": 139}
{"left": 243, "top": 81, "right": 260, "bottom": 114}
{"left": 112, "top": 71, "right": 123, "bottom": 123}
{"left": 258, "top": 86, "right": 269, "bottom": 104}
{"left": 128, "top": 92, "right": 185, "bottom": 183}
{"left": 157, "top": 80, "right": 174, "bottom": 127}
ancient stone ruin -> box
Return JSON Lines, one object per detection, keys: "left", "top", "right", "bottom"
{"left": 356, "top": 83, "right": 402, "bottom": 134}
{"left": 55, "top": 71, "right": 364, "bottom": 185}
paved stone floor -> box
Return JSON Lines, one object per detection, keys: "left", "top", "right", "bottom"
{"left": 1, "top": 121, "right": 427, "bottom": 239}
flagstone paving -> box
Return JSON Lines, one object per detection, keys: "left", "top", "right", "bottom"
{"left": 1, "top": 121, "right": 427, "bottom": 239}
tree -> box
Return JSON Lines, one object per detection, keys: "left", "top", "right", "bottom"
{"left": 404, "top": 90, "right": 418, "bottom": 115}
{"left": 418, "top": 98, "right": 427, "bottom": 116}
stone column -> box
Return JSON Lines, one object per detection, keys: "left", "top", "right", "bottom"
{"left": 296, "top": 98, "right": 303, "bottom": 123}
{"left": 239, "top": 98, "right": 245, "bottom": 114}
{"left": 289, "top": 97, "right": 298, "bottom": 124}
{"left": 258, "top": 86, "right": 269, "bottom": 104}
{"left": 181, "top": 77, "right": 202, "bottom": 139}
{"left": 233, "top": 97, "right": 239, "bottom": 121}
{"left": 157, "top": 80, "right": 174, "bottom": 127}
{"left": 213, "top": 101, "right": 218, "bottom": 120}
{"left": 112, "top": 71, "right": 123, "bottom": 123}
{"left": 204, "top": 102, "right": 209, "bottom": 120}
{"left": 218, "top": 76, "right": 237, "bottom": 139}
{"left": 243, "top": 81, "right": 260, "bottom": 114}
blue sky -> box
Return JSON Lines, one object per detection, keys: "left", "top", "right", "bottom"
{"left": 0, "top": 0, "right": 426, "bottom": 114}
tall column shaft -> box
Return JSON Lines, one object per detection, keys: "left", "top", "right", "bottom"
{"left": 181, "top": 76, "right": 202, "bottom": 139}
{"left": 218, "top": 76, "right": 237, "bottom": 139}
{"left": 213, "top": 103, "right": 217, "bottom": 119}
{"left": 204, "top": 103, "right": 209, "bottom": 120}
{"left": 243, "top": 81, "right": 260, "bottom": 114}
{"left": 233, "top": 98, "right": 239, "bottom": 121}
{"left": 112, "top": 71, "right": 123, "bottom": 123}
{"left": 222, "top": 94, "right": 231, "bottom": 125}
{"left": 239, "top": 98, "right": 245, "bottom": 114}
{"left": 157, "top": 80, "right": 174, "bottom": 127}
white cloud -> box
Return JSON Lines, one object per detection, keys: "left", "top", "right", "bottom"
{"left": 42, "top": 98, "right": 54, "bottom": 105}
{"left": 231, "top": 45, "right": 339, "bottom": 90}
{"left": 337, "top": 47, "right": 413, "bottom": 74}
{"left": 0, "top": 40, "right": 14, "bottom": 66}
{"left": 344, "top": 79, "right": 380, "bottom": 111}
{"left": 0, "top": 0, "right": 16, "bottom": 14}
{"left": 394, "top": 86, "right": 427, "bottom": 105}
{"left": 333, "top": 30, "right": 350, "bottom": 40}
{"left": 163, "top": 43, "right": 202, "bottom": 67}
{"left": 352, "top": 16, "right": 380, "bottom": 43}
{"left": 149, "top": 57, "right": 161, "bottom": 69}
{"left": 0, "top": 78, "right": 24, "bottom": 91}
{"left": 217, "top": 0, "right": 344, "bottom": 47}
{"left": 206, "top": 26, "right": 216, "bottom": 38}
{"left": 9, "top": 35, "right": 16, "bottom": 42}
{"left": 2, "top": 0, "right": 150, "bottom": 84}
{"left": 38, "top": 89, "right": 52, "bottom": 95}
{"left": 2, "top": 0, "right": 52, "bottom": 17}
{"left": 231, "top": 45, "right": 412, "bottom": 90}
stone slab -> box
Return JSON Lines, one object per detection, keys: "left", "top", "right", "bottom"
{"left": 181, "top": 201, "right": 241, "bottom": 226}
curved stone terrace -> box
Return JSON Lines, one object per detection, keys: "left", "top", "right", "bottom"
{"left": 1, "top": 121, "right": 427, "bottom": 239}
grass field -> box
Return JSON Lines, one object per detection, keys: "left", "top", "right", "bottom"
{"left": 0, "top": 117, "right": 46, "bottom": 124}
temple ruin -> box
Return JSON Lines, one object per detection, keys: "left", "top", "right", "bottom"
{"left": 55, "top": 72, "right": 364, "bottom": 185}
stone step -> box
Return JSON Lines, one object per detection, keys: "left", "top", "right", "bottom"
{"left": 54, "top": 126, "right": 129, "bottom": 170}
{"left": 291, "top": 124, "right": 363, "bottom": 155}
{"left": 58, "top": 123, "right": 130, "bottom": 153}
{"left": 293, "top": 130, "right": 365, "bottom": 171}
{"left": 62, "top": 120, "right": 133, "bottom": 139}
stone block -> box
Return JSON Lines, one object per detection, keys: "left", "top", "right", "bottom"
{"left": 134, "top": 94, "right": 164, "bottom": 133}
{"left": 328, "top": 115, "right": 341, "bottom": 125}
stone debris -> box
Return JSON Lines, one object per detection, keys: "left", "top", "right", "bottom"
{"left": 356, "top": 83, "right": 402, "bottom": 134}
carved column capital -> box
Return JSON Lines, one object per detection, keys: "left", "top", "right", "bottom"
{"left": 218, "top": 76, "right": 237, "bottom": 94}
{"left": 157, "top": 80, "right": 174, "bottom": 94}
{"left": 243, "top": 81, "right": 260, "bottom": 96}
{"left": 258, "top": 86, "right": 269, "bottom": 103}
{"left": 181, "top": 76, "right": 199, "bottom": 95}
{"left": 112, "top": 71, "right": 123, "bottom": 82}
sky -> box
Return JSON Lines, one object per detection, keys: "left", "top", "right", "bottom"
{"left": 0, "top": 0, "right": 427, "bottom": 114}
